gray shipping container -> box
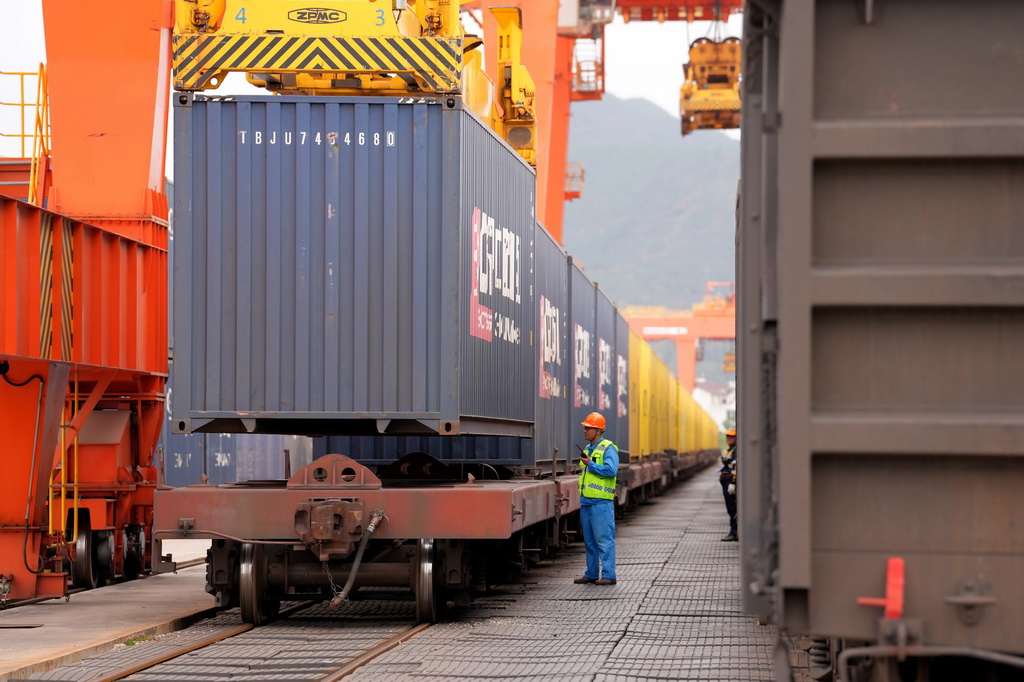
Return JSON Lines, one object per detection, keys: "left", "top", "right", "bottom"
{"left": 614, "top": 314, "right": 630, "bottom": 456}
{"left": 172, "top": 95, "right": 535, "bottom": 438}
{"left": 163, "top": 200, "right": 314, "bottom": 486}
{"left": 159, "top": 360, "right": 313, "bottom": 486}
{"left": 595, "top": 288, "right": 618, "bottom": 442}
{"left": 569, "top": 262, "right": 598, "bottom": 444}
{"left": 313, "top": 434, "right": 533, "bottom": 473}
{"left": 534, "top": 225, "right": 572, "bottom": 474}
{"left": 739, "top": 0, "right": 1024, "bottom": 663}
{"left": 159, "top": 430, "right": 313, "bottom": 486}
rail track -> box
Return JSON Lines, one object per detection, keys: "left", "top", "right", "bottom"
{"left": 28, "top": 594, "right": 430, "bottom": 681}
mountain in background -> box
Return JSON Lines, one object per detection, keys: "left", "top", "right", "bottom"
{"left": 560, "top": 94, "right": 739, "bottom": 380}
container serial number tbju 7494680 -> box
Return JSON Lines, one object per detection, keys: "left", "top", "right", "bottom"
{"left": 236, "top": 129, "right": 398, "bottom": 147}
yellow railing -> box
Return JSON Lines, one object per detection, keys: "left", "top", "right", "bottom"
{"left": 0, "top": 65, "right": 50, "bottom": 205}
{"left": 565, "top": 162, "right": 584, "bottom": 201}
{"left": 50, "top": 369, "right": 80, "bottom": 545}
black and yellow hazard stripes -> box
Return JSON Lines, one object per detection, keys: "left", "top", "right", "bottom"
{"left": 60, "top": 219, "right": 73, "bottom": 361}
{"left": 37, "top": 215, "right": 74, "bottom": 361}
{"left": 172, "top": 34, "right": 462, "bottom": 93}
{"left": 38, "top": 212, "right": 52, "bottom": 359}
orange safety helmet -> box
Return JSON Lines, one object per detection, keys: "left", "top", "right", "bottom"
{"left": 581, "top": 412, "right": 606, "bottom": 430}
{"left": 725, "top": 428, "right": 737, "bottom": 437}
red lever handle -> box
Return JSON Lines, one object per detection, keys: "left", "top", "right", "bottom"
{"left": 857, "top": 557, "right": 905, "bottom": 619}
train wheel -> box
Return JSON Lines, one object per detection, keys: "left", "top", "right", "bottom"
{"left": 72, "top": 516, "right": 97, "bottom": 590}
{"left": 415, "top": 538, "right": 445, "bottom": 623}
{"left": 239, "top": 543, "right": 278, "bottom": 625}
{"left": 94, "top": 531, "right": 112, "bottom": 587}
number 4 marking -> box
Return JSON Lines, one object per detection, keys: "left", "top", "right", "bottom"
{"left": 236, "top": 8, "right": 247, "bottom": 23}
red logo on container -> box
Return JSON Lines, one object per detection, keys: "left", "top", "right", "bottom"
{"left": 470, "top": 207, "right": 493, "bottom": 342}
{"left": 539, "top": 296, "right": 562, "bottom": 399}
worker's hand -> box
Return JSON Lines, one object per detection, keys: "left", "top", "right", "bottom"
{"left": 721, "top": 455, "right": 732, "bottom": 465}
{"left": 727, "top": 483, "right": 736, "bottom": 495}
{"left": 579, "top": 455, "right": 590, "bottom": 467}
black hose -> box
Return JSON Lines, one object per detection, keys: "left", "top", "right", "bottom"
{"left": 6, "top": 363, "right": 48, "bottom": 576}
{"left": 0, "top": 361, "right": 44, "bottom": 387}
{"left": 330, "top": 510, "right": 386, "bottom": 608}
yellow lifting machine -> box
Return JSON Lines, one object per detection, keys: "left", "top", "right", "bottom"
{"left": 172, "top": 0, "right": 536, "bottom": 165}
{"left": 678, "top": 35, "right": 741, "bottom": 136}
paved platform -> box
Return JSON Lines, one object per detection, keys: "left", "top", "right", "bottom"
{"left": 0, "top": 541, "right": 213, "bottom": 681}
{"left": 349, "top": 465, "right": 811, "bottom": 682}
{"left": 1, "top": 470, "right": 810, "bottom": 681}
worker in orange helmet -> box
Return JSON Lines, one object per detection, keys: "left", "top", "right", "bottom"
{"left": 573, "top": 412, "right": 620, "bottom": 585}
{"left": 719, "top": 427, "right": 738, "bottom": 541}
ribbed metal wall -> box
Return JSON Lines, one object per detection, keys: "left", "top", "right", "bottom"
{"left": 173, "top": 96, "right": 535, "bottom": 436}
{"left": 739, "top": 0, "right": 1024, "bottom": 653}
{"left": 459, "top": 113, "right": 536, "bottom": 425}
{"left": 569, "top": 262, "right": 597, "bottom": 445}
{"left": 614, "top": 314, "right": 631, "bottom": 455}
{"left": 160, "top": 361, "right": 312, "bottom": 486}
{"left": 534, "top": 226, "right": 571, "bottom": 474}
{"left": 595, "top": 289, "right": 620, "bottom": 449}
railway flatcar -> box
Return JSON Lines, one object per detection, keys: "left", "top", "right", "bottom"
{"left": 152, "top": 92, "right": 719, "bottom": 624}
{"left": 738, "top": 2, "right": 1024, "bottom": 680}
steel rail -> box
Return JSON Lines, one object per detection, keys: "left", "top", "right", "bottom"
{"left": 82, "top": 601, "right": 314, "bottom": 682}
{"left": 85, "top": 623, "right": 253, "bottom": 682}
{"left": 317, "top": 622, "right": 432, "bottom": 681}
{"left": 69, "top": 608, "right": 426, "bottom": 682}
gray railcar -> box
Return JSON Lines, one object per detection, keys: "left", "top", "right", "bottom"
{"left": 738, "top": 2, "right": 1024, "bottom": 680}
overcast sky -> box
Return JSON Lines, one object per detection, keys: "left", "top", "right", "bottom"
{"left": 0, "top": 4, "right": 742, "bottom": 157}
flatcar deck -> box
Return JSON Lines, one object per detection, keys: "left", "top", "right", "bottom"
{"left": 1, "top": 469, "right": 811, "bottom": 681}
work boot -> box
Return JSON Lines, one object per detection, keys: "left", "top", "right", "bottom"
{"left": 721, "top": 534, "right": 738, "bottom": 542}
{"left": 573, "top": 576, "right": 596, "bottom": 584}
{"left": 595, "top": 578, "right": 617, "bottom": 585}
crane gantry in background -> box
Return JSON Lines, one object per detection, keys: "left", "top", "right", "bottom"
{"left": 622, "top": 282, "right": 736, "bottom": 393}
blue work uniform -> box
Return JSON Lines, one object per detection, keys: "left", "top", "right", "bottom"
{"left": 579, "top": 438, "right": 619, "bottom": 581}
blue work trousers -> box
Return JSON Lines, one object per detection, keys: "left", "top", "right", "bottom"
{"left": 580, "top": 500, "right": 616, "bottom": 581}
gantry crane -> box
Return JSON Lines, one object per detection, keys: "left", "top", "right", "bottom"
{"left": 622, "top": 282, "right": 736, "bottom": 392}
{"left": 680, "top": 34, "right": 742, "bottom": 136}
{"left": 172, "top": 0, "right": 537, "bottom": 165}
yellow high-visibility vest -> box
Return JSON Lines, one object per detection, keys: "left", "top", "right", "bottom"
{"left": 579, "top": 438, "right": 616, "bottom": 500}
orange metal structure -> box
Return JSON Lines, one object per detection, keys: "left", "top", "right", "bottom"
{"left": 616, "top": 0, "right": 740, "bottom": 22}
{"left": 0, "top": 0, "right": 170, "bottom": 602}
{"left": 622, "top": 282, "right": 735, "bottom": 392}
